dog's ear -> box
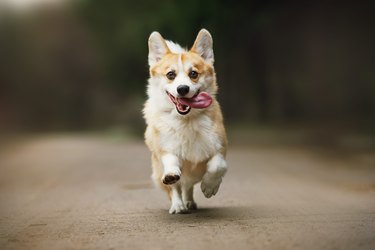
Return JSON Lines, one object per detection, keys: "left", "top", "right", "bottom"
{"left": 191, "top": 29, "right": 214, "bottom": 65}
{"left": 148, "top": 32, "right": 170, "bottom": 67}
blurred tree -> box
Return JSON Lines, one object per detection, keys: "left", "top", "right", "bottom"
{"left": 0, "top": 0, "right": 374, "bottom": 132}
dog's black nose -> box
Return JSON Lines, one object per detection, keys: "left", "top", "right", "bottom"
{"left": 177, "top": 85, "right": 190, "bottom": 96}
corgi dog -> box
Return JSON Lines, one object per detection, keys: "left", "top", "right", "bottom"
{"left": 143, "top": 29, "right": 228, "bottom": 214}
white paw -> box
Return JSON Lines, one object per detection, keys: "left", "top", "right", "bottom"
{"left": 162, "top": 169, "right": 181, "bottom": 185}
{"left": 184, "top": 200, "right": 198, "bottom": 210}
{"left": 169, "top": 201, "right": 188, "bottom": 214}
{"left": 201, "top": 175, "right": 222, "bottom": 198}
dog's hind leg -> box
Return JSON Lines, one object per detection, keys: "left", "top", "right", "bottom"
{"left": 181, "top": 182, "right": 197, "bottom": 210}
{"left": 201, "top": 154, "right": 227, "bottom": 198}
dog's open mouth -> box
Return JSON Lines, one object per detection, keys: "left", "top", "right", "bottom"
{"left": 166, "top": 90, "right": 213, "bottom": 115}
{"left": 167, "top": 91, "right": 191, "bottom": 115}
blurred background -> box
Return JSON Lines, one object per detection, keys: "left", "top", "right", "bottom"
{"left": 0, "top": 0, "right": 374, "bottom": 149}
{"left": 1, "top": 2, "right": 375, "bottom": 248}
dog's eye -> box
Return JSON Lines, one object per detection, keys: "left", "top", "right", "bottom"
{"left": 166, "top": 71, "right": 176, "bottom": 80}
{"left": 189, "top": 70, "right": 199, "bottom": 79}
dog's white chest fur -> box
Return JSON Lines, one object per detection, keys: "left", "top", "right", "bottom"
{"left": 157, "top": 113, "right": 221, "bottom": 163}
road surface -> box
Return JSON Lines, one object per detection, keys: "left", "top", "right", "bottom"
{"left": 0, "top": 135, "right": 374, "bottom": 249}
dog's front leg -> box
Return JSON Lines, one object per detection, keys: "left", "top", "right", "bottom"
{"left": 169, "top": 184, "right": 188, "bottom": 214}
{"left": 201, "top": 154, "right": 227, "bottom": 198}
{"left": 161, "top": 153, "right": 187, "bottom": 214}
{"left": 161, "top": 153, "right": 181, "bottom": 185}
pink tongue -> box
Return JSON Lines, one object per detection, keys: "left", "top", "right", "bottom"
{"left": 178, "top": 92, "right": 213, "bottom": 109}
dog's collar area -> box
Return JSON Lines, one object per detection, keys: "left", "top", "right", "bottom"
{"left": 166, "top": 91, "right": 191, "bottom": 115}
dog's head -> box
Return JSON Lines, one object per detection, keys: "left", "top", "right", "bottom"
{"left": 148, "top": 29, "right": 217, "bottom": 116}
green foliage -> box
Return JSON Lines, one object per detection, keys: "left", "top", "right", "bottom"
{"left": 72, "top": 0, "right": 221, "bottom": 93}
{"left": 1, "top": 0, "right": 374, "bottom": 131}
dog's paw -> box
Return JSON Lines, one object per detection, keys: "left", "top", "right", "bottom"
{"left": 169, "top": 201, "right": 188, "bottom": 214}
{"left": 162, "top": 170, "right": 181, "bottom": 185}
{"left": 201, "top": 175, "right": 222, "bottom": 198}
{"left": 184, "top": 200, "right": 198, "bottom": 210}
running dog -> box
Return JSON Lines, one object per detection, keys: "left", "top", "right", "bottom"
{"left": 143, "top": 29, "right": 228, "bottom": 214}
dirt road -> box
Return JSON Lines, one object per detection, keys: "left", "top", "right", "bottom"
{"left": 0, "top": 135, "right": 374, "bottom": 249}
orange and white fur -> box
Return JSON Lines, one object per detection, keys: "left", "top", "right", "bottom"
{"left": 143, "top": 29, "right": 228, "bottom": 214}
